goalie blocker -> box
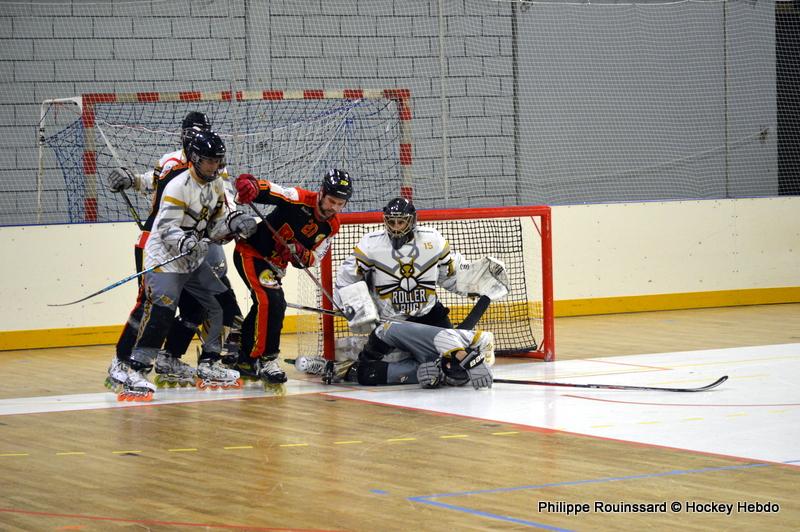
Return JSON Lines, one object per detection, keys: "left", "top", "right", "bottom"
{"left": 335, "top": 280, "right": 380, "bottom": 334}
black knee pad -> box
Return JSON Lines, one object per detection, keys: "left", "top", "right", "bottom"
{"left": 216, "top": 287, "right": 241, "bottom": 325}
{"left": 137, "top": 303, "right": 175, "bottom": 349}
{"left": 163, "top": 316, "right": 199, "bottom": 357}
{"left": 357, "top": 360, "right": 389, "bottom": 386}
{"left": 359, "top": 330, "right": 392, "bottom": 361}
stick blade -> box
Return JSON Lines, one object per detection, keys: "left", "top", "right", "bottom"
{"left": 494, "top": 375, "right": 729, "bottom": 392}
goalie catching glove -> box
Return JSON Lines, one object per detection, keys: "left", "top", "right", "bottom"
{"left": 226, "top": 210, "right": 257, "bottom": 239}
{"left": 455, "top": 256, "right": 509, "bottom": 301}
{"left": 335, "top": 281, "right": 380, "bottom": 334}
{"left": 107, "top": 167, "right": 134, "bottom": 192}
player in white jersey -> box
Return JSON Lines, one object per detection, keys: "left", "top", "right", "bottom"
{"left": 106, "top": 112, "right": 244, "bottom": 388}
{"left": 113, "top": 130, "right": 256, "bottom": 400}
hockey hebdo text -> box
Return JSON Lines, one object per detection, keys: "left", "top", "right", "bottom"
{"left": 537, "top": 500, "right": 780, "bottom": 516}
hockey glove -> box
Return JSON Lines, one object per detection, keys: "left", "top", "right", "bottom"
{"left": 108, "top": 167, "right": 134, "bottom": 192}
{"left": 459, "top": 348, "right": 493, "bottom": 389}
{"left": 416, "top": 359, "right": 444, "bottom": 389}
{"left": 226, "top": 210, "right": 257, "bottom": 239}
{"left": 234, "top": 173, "right": 260, "bottom": 204}
{"left": 277, "top": 241, "right": 315, "bottom": 269}
{"left": 178, "top": 233, "right": 209, "bottom": 261}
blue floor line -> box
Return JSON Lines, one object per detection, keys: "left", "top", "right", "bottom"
{"left": 407, "top": 461, "right": 790, "bottom": 529}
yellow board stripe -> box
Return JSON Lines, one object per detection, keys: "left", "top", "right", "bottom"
{"left": 2, "top": 287, "right": 798, "bottom": 351}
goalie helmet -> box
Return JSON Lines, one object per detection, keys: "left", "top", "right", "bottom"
{"left": 181, "top": 111, "right": 211, "bottom": 152}
{"left": 320, "top": 169, "right": 353, "bottom": 200}
{"left": 383, "top": 197, "right": 416, "bottom": 249}
{"left": 187, "top": 129, "right": 226, "bottom": 183}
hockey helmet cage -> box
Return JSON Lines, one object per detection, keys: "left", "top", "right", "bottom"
{"left": 181, "top": 111, "right": 211, "bottom": 151}
{"left": 383, "top": 197, "right": 416, "bottom": 249}
{"left": 320, "top": 169, "right": 353, "bottom": 200}
{"left": 188, "top": 129, "right": 226, "bottom": 183}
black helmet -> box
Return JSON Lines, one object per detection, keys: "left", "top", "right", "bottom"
{"left": 188, "top": 130, "right": 226, "bottom": 183}
{"left": 320, "top": 169, "right": 353, "bottom": 200}
{"left": 181, "top": 111, "right": 211, "bottom": 151}
{"left": 383, "top": 197, "right": 416, "bottom": 249}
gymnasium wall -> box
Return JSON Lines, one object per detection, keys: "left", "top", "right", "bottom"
{"left": 1, "top": 197, "right": 798, "bottom": 350}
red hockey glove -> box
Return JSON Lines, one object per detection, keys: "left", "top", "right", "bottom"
{"left": 234, "top": 173, "right": 259, "bottom": 204}
{"left": 276, "top": 241, "right": 315, "bottom": 269}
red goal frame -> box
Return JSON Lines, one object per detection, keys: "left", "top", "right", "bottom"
{"left": 318, "top": 205, "right": 555, "bottom": 361}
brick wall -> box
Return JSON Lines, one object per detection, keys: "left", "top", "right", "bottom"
{"left": 0, "top": 0, "right": 516, "bottom": 225}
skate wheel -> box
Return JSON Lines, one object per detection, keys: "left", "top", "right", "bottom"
{"left": 134, "top": 392, "right": 153, "bottom": 402}
{"left": 116, "top": 394, "right": 125, "bottom": 402}
{"left": 196, "top": 379, "right": 207, "bottom": 390}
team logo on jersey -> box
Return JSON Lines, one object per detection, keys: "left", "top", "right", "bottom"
{"left": 379, "top": 258, "right": 435, "bottom": 314}
{"left": 199, "top": 184, "right": 215, "bottom": 206}
{"left": 258, "top": 268, "right": 280, "bottom": 288}
{"left": 301, "top": 219, "right": 319, "bottom": 238}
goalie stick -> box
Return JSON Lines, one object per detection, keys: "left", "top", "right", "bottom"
{"left": 493, "top": 375, "right": 728, "bottom": 392}
{"left": 48, "top": 248, "right": 194, "bottom": 307}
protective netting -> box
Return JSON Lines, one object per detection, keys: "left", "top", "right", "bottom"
{"left": 38, "top": 94, "right": 404, "bottom": 223}
{"left": 8, "top": 0, "right": 795, "bottom": 228}
{"left": 296, "top": 211, "right": 549, "bottom": 360}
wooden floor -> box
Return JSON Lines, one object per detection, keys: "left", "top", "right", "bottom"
{"left": 1, "top": 303, "right": 799, "bottom": 531}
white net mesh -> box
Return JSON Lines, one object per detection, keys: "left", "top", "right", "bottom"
{"left": 2, "top": 0, "right": 795, "bottom": 226}
{"left": 37, "top": 92, "right": 406, "bottom": 223}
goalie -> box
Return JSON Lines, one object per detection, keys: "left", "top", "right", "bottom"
{"left": 319, "top": 196, "right": 509, "bottom": 386}
{"left": 329, "top": 281, "right": 496, "bottom": 388}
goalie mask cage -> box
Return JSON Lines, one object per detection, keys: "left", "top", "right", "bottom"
{"left": 298, "top": 205, "right": 554, "bottom": 362}
{"left": 38, "top": 88, "right": 412, "bottom": 224}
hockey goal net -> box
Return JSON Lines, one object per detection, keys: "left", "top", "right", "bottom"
{"left": 297, "top": 206, "right": 554, "bottom": 361}
{"left": 38, "top": 89, "right": 412, "bottom": 224}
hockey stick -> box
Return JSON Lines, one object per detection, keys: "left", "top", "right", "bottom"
{"left": 493, "top": 375, "right": 728, "bottom": 393}
{"left": 119, "top": 182, "right": 145, "bottom": 231}
{"left": 247, "top": 202, "right": 343, "bottom": 313}
{"left": 286, "top": 301, "right": 343, "bottom": 317}
{"left": 457, "top": 295, "right": 491, "bottom": 330}
{"left": 95, "top": 122, "right": 145, "bottom": 230}
{"left": 48, "top": 249, "right": 193, "bottom": 307}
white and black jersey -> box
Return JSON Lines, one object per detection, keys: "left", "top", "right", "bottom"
{"left": 144, "top": 169, "right": 229, "bottom": 273}
{"left": 336, "top": 226, "right": 460, "bottom": 319}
